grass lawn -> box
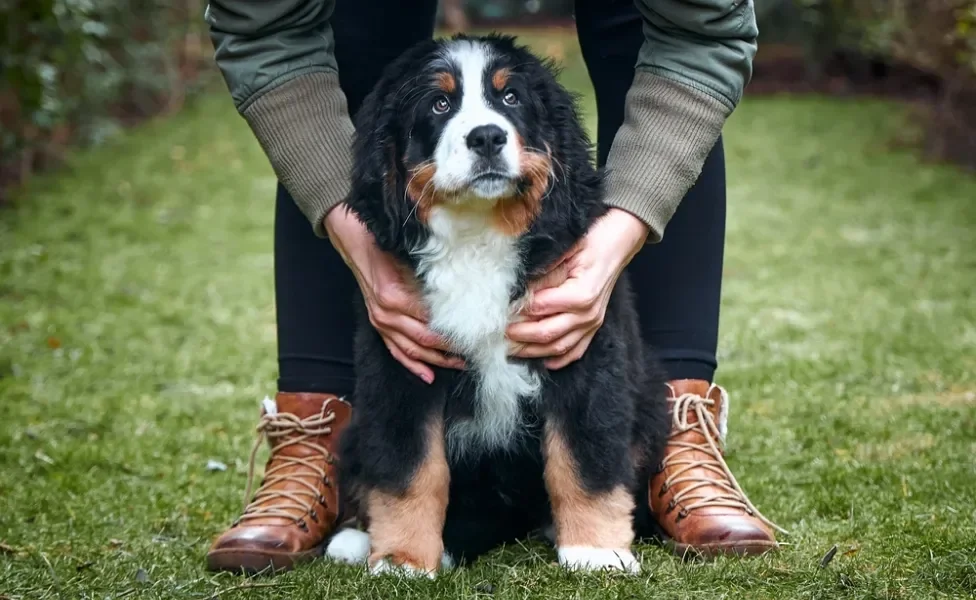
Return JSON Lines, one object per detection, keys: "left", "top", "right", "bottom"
{"left": 2, "top": 30, "right": 976, "bottom": 600}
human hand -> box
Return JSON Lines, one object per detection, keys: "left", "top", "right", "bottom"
{"left": 506, "top": 208, "right": 649, "bottom": 370}
{"left": 324, "top": 207, "right": 464, "bottom": 383}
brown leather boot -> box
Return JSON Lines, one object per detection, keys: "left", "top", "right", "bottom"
{"left": 648, "top": 379, "right": 787, "bottom": 559}
{"left": 206, "top": 392, "right": 352, "bottom": 574}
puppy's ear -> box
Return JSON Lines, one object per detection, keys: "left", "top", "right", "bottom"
{"left": 345, "top": 43, "right": 436, "bottom": 254}
{"left": 344, "top": 80, "right": 405, "bottom": 252}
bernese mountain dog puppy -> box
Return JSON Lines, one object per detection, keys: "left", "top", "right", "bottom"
{"left": 325, "top": 33, "right": 669, "bottom": 577}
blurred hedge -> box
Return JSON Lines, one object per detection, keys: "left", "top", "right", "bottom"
{"left": 0, "top": 0, "right": 213, "bottom": 201}
{"left": 756, "top": 0, "right": 976, "bottom": 167}
{"left": 854, "top": 1, "right": 976, "bottom": 167}
{"left": 2, "top": 0, "right": 974, "bottom": 203}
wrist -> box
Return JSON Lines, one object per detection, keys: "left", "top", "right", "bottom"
{"left": 323, "top": 203, "right": 347, "bottom": 237}
{"left": 324, "top": 204, "right": 372, "bottom": 264}
{"left": 604, "top": 207, "right": 650, "bottom": 259}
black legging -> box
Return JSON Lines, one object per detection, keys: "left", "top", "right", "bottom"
{"left": 274, "top": 0, "right": 726, "bottom": 399}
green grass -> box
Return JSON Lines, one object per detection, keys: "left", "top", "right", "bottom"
{"left": 2, "top": 31, "right": 976, "bottom": 600}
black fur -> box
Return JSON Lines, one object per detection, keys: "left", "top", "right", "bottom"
{"left": 335, "top": 33, "right": 669, "bottom": 565}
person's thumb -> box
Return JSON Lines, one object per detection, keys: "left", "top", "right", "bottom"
{"left": 523, "top": 277, "right": 587, "bottom": 317}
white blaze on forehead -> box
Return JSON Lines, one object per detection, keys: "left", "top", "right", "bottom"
{"left": 432, "top": 40, "right": 521, "bottom": 198}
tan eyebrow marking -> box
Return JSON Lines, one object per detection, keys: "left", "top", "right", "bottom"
{"left": 436, "top": 72, "right": 456, "bottom": 94}
{"left": 492, "top": 68, "right": 511, "bottom": 91}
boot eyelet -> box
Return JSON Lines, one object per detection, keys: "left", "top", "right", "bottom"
{"left": 666, "top": 499, "right": 676, "bottom": 514}
{"left": 318, "top": 495, "right": 328, "bottom": 505}
{"left": 676, "top": 509, "right": 689, "bottom": 522}
{"left": 658, "top": 483, "right": 669, "bottom": 497}
{"left": 231, "top": 518, "right": 241, "bottom": 528}
{"left": 297, "top": 519, "right": 308, "bottom": 532}
{"left": 322, "top": 475, "right": 331, "bottom": 486}
{"left": 310, "top": 509, "right": 318, "bottom": 522}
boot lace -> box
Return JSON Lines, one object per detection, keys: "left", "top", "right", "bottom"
{"left": 237, "top": 407, "right": 337, "bottom": 527}
{"left": 662, "top": 393, "right": 788, "bottom": 535}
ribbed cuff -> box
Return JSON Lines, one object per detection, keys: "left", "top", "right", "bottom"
{"left": 603, "top": 70, "right": 729, "bottom": 243}
{"left": 242, "top": 71, "right": 355, "bottom": 238}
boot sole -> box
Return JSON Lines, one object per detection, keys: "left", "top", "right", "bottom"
{"left": 666, "top": 537, "right": 778, "bottom": 560}
{"left": 206, "top": 545, "right": 324, "bottom": 575}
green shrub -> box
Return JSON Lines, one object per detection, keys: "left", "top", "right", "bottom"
{"left": 0, "top": 0, "right": 213, "bottom": 200}
{"left": 754, "top": 0, "right": 976, "bottom": 169}
{"left": 855, "top": 1, "right": 976, "bottom": 168}
{"left": 854, "top": 1, "right": 976, "bottom": 79}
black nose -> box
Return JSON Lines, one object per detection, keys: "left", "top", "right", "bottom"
{"left": 466, "top": 125, "right": 507, "bottom": 157}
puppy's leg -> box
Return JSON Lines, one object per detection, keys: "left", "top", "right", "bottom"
{"left": 543, "top": 422, "right": 640, "bottom": 574}
{"left": 366, "top": 417, "right": 450, "bottom": 578}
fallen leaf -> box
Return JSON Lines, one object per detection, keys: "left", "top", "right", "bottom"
{"left": 46, "top": 336, "right": 61, "bottom": 349}
{"left": 843, "top": 545, "right": 861, "bottom": 557}
{"left": 205, "top": 459, "right": 227, "bottom": 472}
{"left": 108, "top": 539, "right": 125, "bottom": 548}
{"left": 819, "top": 544, "right": 838, "bottom": 568}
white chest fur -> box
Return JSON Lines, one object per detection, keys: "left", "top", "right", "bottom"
{"left": 412, "top": 206, "right": 542, "bottom": 459}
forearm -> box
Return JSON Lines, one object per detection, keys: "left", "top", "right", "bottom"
{"left": 205, "top": 0, "right": 354, "bottom": 237}
{"left": 604, "top": 0, "right": 758, "bottom": 243}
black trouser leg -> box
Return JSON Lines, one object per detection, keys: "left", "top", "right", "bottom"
{"left": 576, "top": 0, "right": 727, "bottom": 382}
{"left": 273, "top": 1, "right": 440, "bottom": 399}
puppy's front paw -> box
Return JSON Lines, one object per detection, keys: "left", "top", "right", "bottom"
{"left": 557, "top": 546, "right": 641, "bottom": 574}
{"left": 325, "top": 528, "right": 371, "bottom": 565}
{"left": 369, "top": 556, "right": 437, "bottom": 579}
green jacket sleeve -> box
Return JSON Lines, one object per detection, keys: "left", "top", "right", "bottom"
{"left": 205, "top": 0, "right": 354, "bottom": 237}
{"left": 604, "top": 0, "right": 758, "bottom": 243}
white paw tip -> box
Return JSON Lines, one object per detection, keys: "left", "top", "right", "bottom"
{"left": 441, "top": 552, "right": 456, "bottom": 571}
{"left": 557, "top": 546, "right": 641, "bottom": 574}
{"left": 369, "top": 558, "right": 436, "bottom": 579}
{"left": 324, "top": 528, "right": 370, "bottom": 565}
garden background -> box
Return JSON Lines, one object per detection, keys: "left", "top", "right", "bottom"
{"left": 1, "top": 1, "right": 975, "bottom": 599}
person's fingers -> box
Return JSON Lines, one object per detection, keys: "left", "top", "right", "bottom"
{"left": 522, "top": 279, "right": 600, "bottom": 318}
{"left": 395, "top": 286, "right": 430, "bottom": 323}
{"left": 368, "top": 298, "right": 441, "bottom": 348}
{"left": 374, "top": 281, "right": 429, "bottom": 323}
{"left": 390, "top": 314, "right": 454, "bottom": 354}
{"left": 527, "top": 259, "right": 571, "bottom": 294}
{"left": 372, "top": 257, "right": 430, "bottom": 322}
{"left": 506, "top": 312, "right": 581, "bottom": 345}
{"left": 508, "top": 326, "right": 587, "bottom": 360}
{"left": 543, "top": 328, "right": 597, "bottom": 370}
{"left": 389, "top": 330, "right": 464, "bottom": 371}
{"left": 382, "top": 336, "right": 434, "bottom": 384}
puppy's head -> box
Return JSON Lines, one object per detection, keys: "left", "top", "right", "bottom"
{"left": 346, "top": 34, "right": 594, "bottom": 248}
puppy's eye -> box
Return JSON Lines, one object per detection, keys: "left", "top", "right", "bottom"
{"left": 502, "top": 90, "right": 519, "bottom": 106}
{"left": 432, "top": 97, "right": 451, "bottom": 114}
